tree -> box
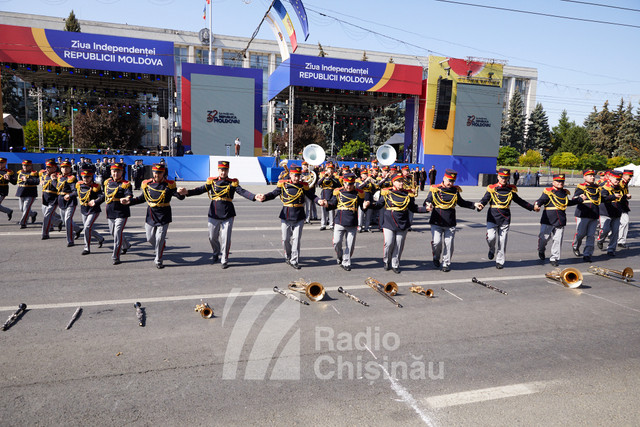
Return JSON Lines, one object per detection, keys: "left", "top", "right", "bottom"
{"left": 577, "top": 153, "right": 608, "bottom": 171}
{"left": 64, "top": 10, "right": 81, "bottom": 32}
{"left": 525, "top": 103, "right": 552, "bottom": 157}
{"left": 518, "top": 149, "right": 543, "bottom": 167}
{"left": 337, "top": 140, "right": 370, "bottom": 160}
{"left": 23, "top": 120, "right": 69, "bottom": 148}
{"left": 272, "top": 123, "right": 326, "bottom": 157}
{"left": 73, "top": 108, "right": 145, "bottom": 150}
{"left": 1, "top": 70, "right": 21, "bottom": 118}
{"left": 613, "top": 102, "right": 639, "bottom": 161}
{"left": 607, "top": 156, "right": 631, "bottom": 169}
{"left": 550, "top": 152, "right": 579, "bottom": 170}
{"left": 551, "top": 110, "right": 572, "bottom": 154}
{"left": 497, "top": 146, "right": 519, "bottom": 166}
{"left": 585, "top": 101, "right": 617, "bottom": 156}
{"left": 373, "top": 102, "right": 404, "bottom": 147}
{"left": 502, "top": 91, "right": 526, "bottom": 152}
{"left": 557, "top": 126, "right": 592, "bottom": 157}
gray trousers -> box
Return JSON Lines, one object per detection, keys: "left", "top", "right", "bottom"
{"left": 333, "top": 223, "right": 357, "bottom": 267}
{"left": 320, "top": 207, "right": 334, "bottom": 227}
{"left": 358, "top": 206, "right": 372, "bottom": 230}
{"left": 486, "top": 222, "right": 510, "bottom": 265}
{"left": 618, "top": 212, "right": 629, "bottom": 245}
{"left": 281, "top": 219, "right": 304, "bottom": 264}
{"left": 383, "top": 228, "right": 407, "bottom": 269}
{"left": 108, "top": 217, "right": 131, "bottom": 261}
{"left": 81, "top": 212, "right": 104, "bottom": 251}
{"left": 19, "top": 197, "right": 37, "bottom": 226}
{"left": 573, "top": 217, "right": 598, "bottom": 257}
{"left": 0, "top": 194, "right": 12, "bottom": 217}
{"left": 60, "top": 205, "right": 81, "bottom": 244}
{"left": 598, "top": 216, "right": 620, "bottom": 253}
{"left": 41, "top": 203, "right": 62, "bottom": 238}
{"left": 145, "top": 223, "right": 169, "bottom": 264}
{"left": 431, "top": 225, "right": 456, "bottom": 268}
{"left": 538, "top": 224, "right": 564, "bottom": 262}
{"left": 208, "top": 217, "right": 233, "bottom": 263}
{"left": 304, "top": 194, "right": 317, "bottom": 221}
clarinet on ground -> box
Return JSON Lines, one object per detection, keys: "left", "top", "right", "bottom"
{"left": 471, "top": 277, "right": 508, "bottom": 295}
{"left": 273, "top": 286, "right": 309, "bottom": 305}
{"left": 134, "top": 302, "right": 145, "bottom": 326}
{"left": 337, "top": 287, "right": 369, "bottom": 306}
{"left": 2, "top": 303, "right": 27, "bottom": 331}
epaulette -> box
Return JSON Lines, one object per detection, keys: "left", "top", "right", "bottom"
{"left": 277, "top": 179, "right": 286, "bottom": 188}
{"left": 166, "top": 180, "right": 177, "bottom": 189}
{"left": 380, "top": 188, "right": 390, "bottom": 196}
{"left": 67, "top": 175, "right": 76, "bottom": 183}
{"left": 508, "top": 184, "right": 517, "bottom": 192}
{"left": 120, "top": 181, "right": 131, "bottom": 189}
{"left": 206, "top": 177, "right": 217, "bottom": 184}
{"left": 92, "top": 183, "right": 101, "bottom": 191}
{"left": 356, "top": 188, "right": 364, "bottom": 196}
{"left": 454, "top": 185, "right": 462, "bottom": 192}
{"left": 302, "top": 182, "right": 310, "bottom": 191}
{"left": 142, "top": 179, "right": 152, "bottom": 185}
{"left": 333, "top": 188, "right": 341, "bottom": 196}
{"left": 487, "top": 183, "right": 498, "bottom": 191}
{"left": 545, "top": 187, "right": 554, "bottom": 192}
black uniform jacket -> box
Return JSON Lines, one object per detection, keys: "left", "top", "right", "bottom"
{"left": 263, "top": 179, "right": 319, "bottom": 222}
{"left": 535, "top": 187, "right": 582, "bottom": 227}
{"left": 39, "top": 171, "right": 59, "bottom": 205}
{"left": 573, "top": 182, "right": 602, "bottom": 219}
{"left": 374, "top": 187, "right": 423, "bottom": 232}
{"left": 16, "top": 170, "right": 39, "bottom": 198}
{"left": 317, "top": 174, "right": 341, "bottom": 199}
{"left": 478, "top": 183, "right": 534, "bottom": 226}
{"left": 424, "top": 184, "right": 475, "bottom": 228}
{"left": 75, "top": 181, "right": 105, "bottom": 215}
{"left": 599, "top": 184, "right": 625, "bottom": 219}
{"left": 328, "top": 188, "right": 366, "bottom": 227}
{"left": 0, "top": 168, "right": 17, "bottom": 196}
{"left": 130, "top": 178, "right": 185, "bottom": 226}
{"left": 104, "top": 178, "right": 133, "bottom": 219}
{"left": 56, "top": 174, "right": 78, "bottom": 209}
{"left": 186, "top": 176, "right": 255, "bottom": 220}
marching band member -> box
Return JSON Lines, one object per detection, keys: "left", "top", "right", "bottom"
{"left": 75, "top": 165, "right": 105, "bottom": 255}
{"left": 477, "top": 168, "right": 537, "bottom": 269}
{"left": 56, "top": 161, "right": 82, "bottom": 247}
{"left": 323, "top": 173, "right": 370, "bottom": 271}
{"left": 16, "top": 159, "right": 38, "bottom": 228}
{"left": 104, "top": 163, "right": 133, "bottom": 265}
{"left": 356, "top": 168, "right": 376, "bottom": 232}
{"left": 374, "top": 173, "right": 425, "bottom": 274}
{"left": 257, "top": 165, "right": 321, "bottom": 269}
{"left": 534, "top": 173, "right": 584, "bottom": 266}
{"left": 301, "top": 161, "right": 317, "bottom": 224}
{"left": 39, "top": 159, "right": 63, "bottom": 239}
{"left": 617, "top": 169, "right": 633, "bottom": 249}
{"left": 317, "top": 161, "right": 340, "bottom": 230}
{"left": 178, "top": 160, "right": 256, "bottom": 269}
{"left": 424, "top": 169, "right": 479, "bottom": 272}
{"left": 596, "top": 170, "right": 626, "bottom": 256}
{"left": 0, "top": 157, "right": 16, "bottom": 221}
{"left": 571, "top": 169, "right": 601, "bottom": 262}
{"left": 401, "top": 165, "right": 417, "bottom": 230}
{"left": 128, "top": 163, "right": 185, "bottom": 269}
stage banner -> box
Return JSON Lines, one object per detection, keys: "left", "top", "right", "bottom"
{"left": 0, "top": 24, "right": 174, "bottom": 75}
{"left": 273, "top": 0, "right": 298, "bottom": 52}
{"left": 289, "top": 0, "right": 310, "bottom": 41}
{"left": 268, "top": 54, "right": 422, "bottom": 100}
{"left": 452, "top": 84, "right": 503, "bottom": 157}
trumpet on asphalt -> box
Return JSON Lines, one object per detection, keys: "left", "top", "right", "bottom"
{"left": 2, "top": 303, "right": 27, "bottom": 331}
{"left": 273, "top": 286, "right": 309, "bottom": 306}
{"left": 288, "top": 278, "right": 326, "bottom": 302}
{"left": 588, "top": 266, "right": 634, "bottom": 283}
{"left": 545, "top": 267, "right": 583, "bottom": 289}
{"left": 337, "top": 287, "right": 369, "bottom": 307}
{"left": 195, "top": 300, "right": 214, "bottom": 319}
{"left": 410, "top": 285, "right": 434, "bottom": 298}
{"left": 365, "top": 277, "right": 402, "bottom": 308}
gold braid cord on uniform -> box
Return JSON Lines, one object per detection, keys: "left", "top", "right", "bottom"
{"left": 336, "top": 191, "right": 359, "bottom": 212}
{"left": 577, "top": 184, "right": 601, "bottom": 205}
{"left": 543, "top": 188, "right": 569, "bottom": 210}
{"left": 431, "top": 186, "right": 458, "bottom": 210}
{"left": 142, "top": 181, "right": 167, "bottom": 207}
{"left": 209, "top": 182, "right": 231, "bottom": 200}
{"left": 488, "top": 186, "right": 513, "bottom": 209}
{"left": 382, "top": 189, "right": 411, "bottom": 212}
{"left": 104, "top": 180, "right": 121, "bottom": 204}
{"left": 55, "top": 175, "right": 74, "bottom": 193}
{"left": 279, "top": 182, "right": 304, "bottom": 206}
{"left": 603, "top": 185, "right": 623, "bottom": 202}
{"left": 78, "top": 184, "right": 93, "bottom": 205}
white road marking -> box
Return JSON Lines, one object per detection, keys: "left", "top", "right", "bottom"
{"left": 379, "top": 364, "right": 437, "bottom": 427}
{"left": 425, "top": 380, "right": 558, "bottom": 409}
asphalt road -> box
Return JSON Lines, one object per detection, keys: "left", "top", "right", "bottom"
{"left": 1, "top": 183, "right": 639, "bottom": 426}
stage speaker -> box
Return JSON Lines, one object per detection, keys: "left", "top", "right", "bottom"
{"left": 432, "top": 78, "right": 452, "bottom": 130}
{"left": 157, "top": 88, "right": 169, "bottom": 119}
{"left": 293, "top": 98, "right": 302, "bottom": 125}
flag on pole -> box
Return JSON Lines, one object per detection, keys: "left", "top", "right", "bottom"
{"left": 203, "top": 4, "right": 206, "bottom": 20}
{"left": 266, "top": 12, "right": 290, "bottom": 61}
{"left": 272, "top": 0, "right": 298, "bottom": 53}
{"left": 288, "top": 0, "right": 310, "bottom": 41}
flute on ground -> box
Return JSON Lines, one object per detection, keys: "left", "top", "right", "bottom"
{"left": 65, "top": 307, "right": 82, "bottom": 330}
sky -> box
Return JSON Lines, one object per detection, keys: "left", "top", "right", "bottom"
{"left": 2, "top": 0, "right": 640, "bottom": 127}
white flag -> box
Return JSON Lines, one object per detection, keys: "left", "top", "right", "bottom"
{"left": 266, "top": 12, "right": 290, "bottom": 62}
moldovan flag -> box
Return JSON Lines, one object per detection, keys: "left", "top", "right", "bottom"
{"left": 272, "top": 0, "right": 298, "bottom": 53}
{"left": 203, "top": 4, "right": 206, "bottom": 20}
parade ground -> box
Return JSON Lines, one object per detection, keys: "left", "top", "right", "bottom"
{"left": 1, "top": 184, "right": 639, "bottom": 426}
